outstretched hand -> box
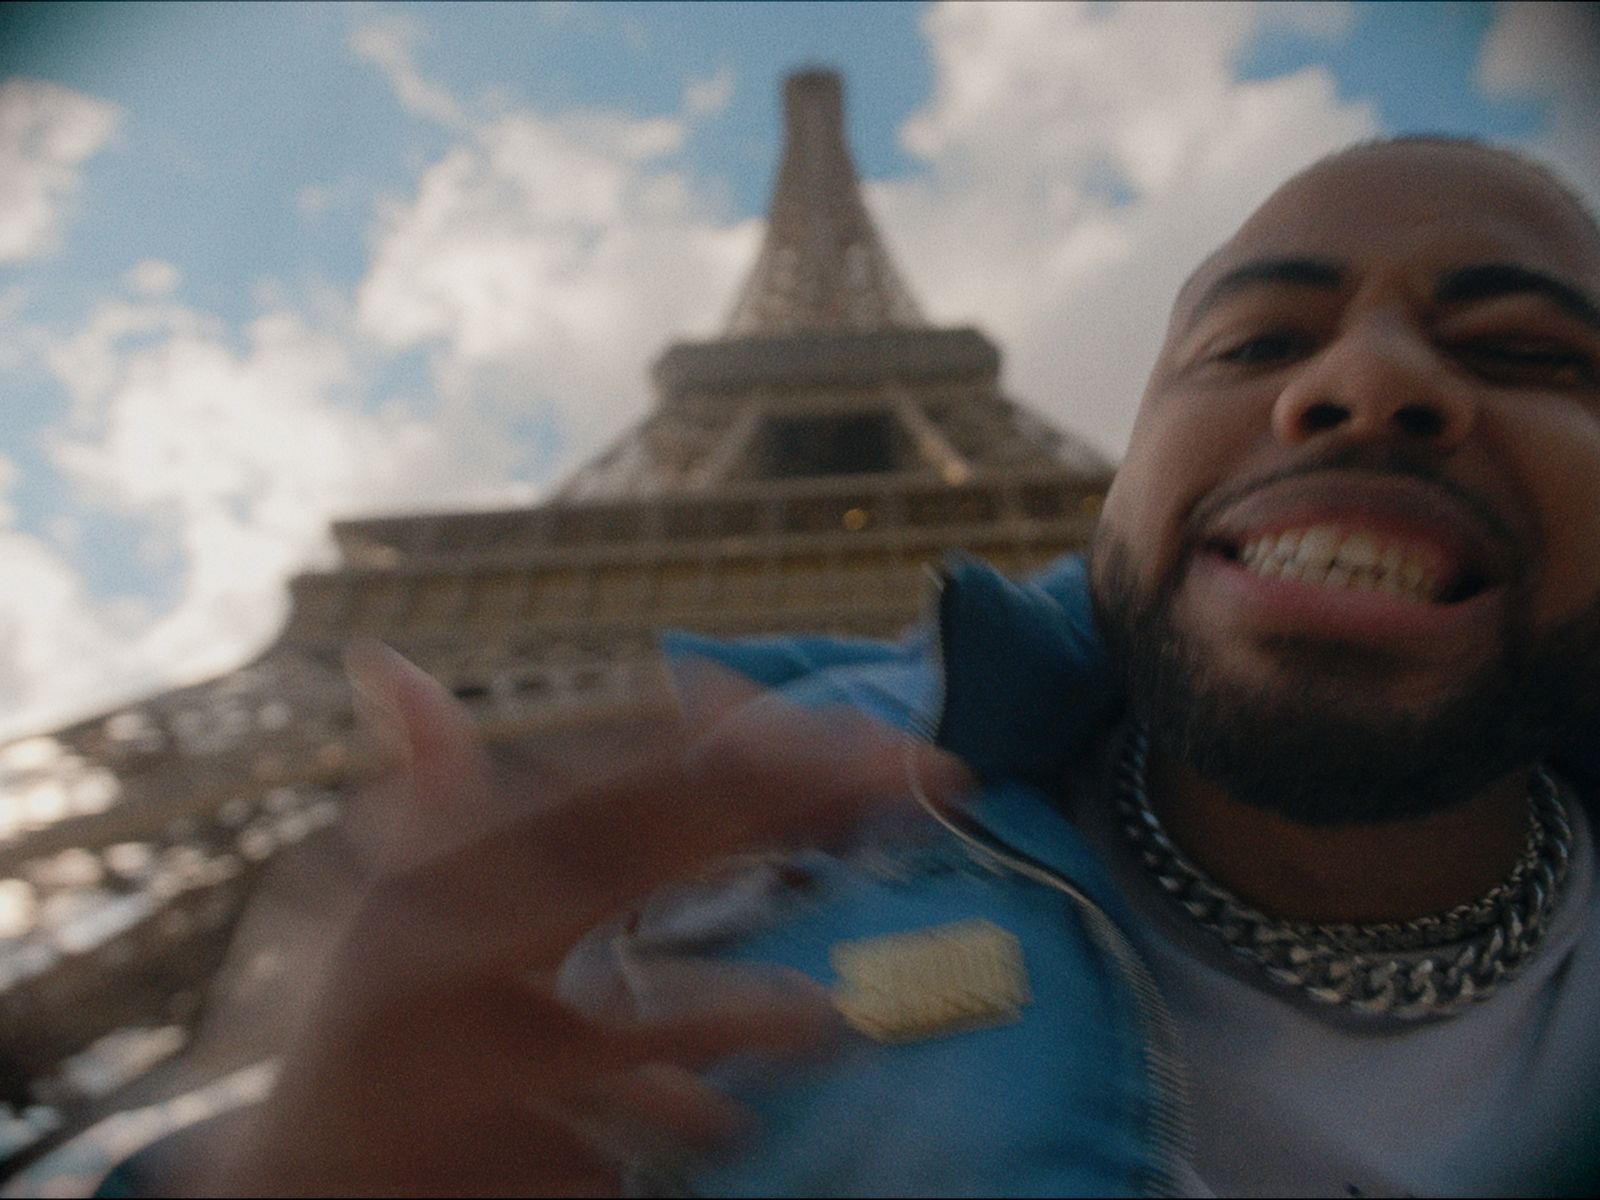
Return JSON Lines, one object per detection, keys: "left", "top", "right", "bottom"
{"left": 203, "top": 643, "right": 972, "bottom": 1196}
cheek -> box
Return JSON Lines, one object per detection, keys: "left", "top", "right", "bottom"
{"left": 1102, "top": 389, "right": 1266, "bottom": 584}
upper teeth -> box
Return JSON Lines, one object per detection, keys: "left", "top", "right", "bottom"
{"left": 1237, "top": 525, "right": 1445, "bottom": 600}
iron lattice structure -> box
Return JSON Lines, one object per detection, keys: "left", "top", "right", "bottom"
{"left": 723, "top": 70, "right": 925, "bottom": 337}
{"left": 0, "top": 69, "right": 1114, "bottom": 1154}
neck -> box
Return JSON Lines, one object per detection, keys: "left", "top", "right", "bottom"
{"left": 1146, "top": 751, "right": 1531, "bottom": 923}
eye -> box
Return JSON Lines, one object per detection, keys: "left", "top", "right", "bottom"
{"left": 1214, "top": 329, "right": 1314, "bottom": 366}
{"left": 1451, "top": 338, "right": 1596, "bottom": 387}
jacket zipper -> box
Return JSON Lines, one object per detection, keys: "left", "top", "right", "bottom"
{"left": 910, "top": 564, "right": 1193, "bottom": 1197}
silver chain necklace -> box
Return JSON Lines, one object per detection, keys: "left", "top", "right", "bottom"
{"left": 1113, "top": 722, "right": 1573, "bottom": 1020}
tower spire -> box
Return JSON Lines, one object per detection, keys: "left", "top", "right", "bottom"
{"left": 723, "top": 69, "right": 925, "bottom": 336}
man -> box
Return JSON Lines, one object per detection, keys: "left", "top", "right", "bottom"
{"left": 194, "top": 137, "right": 1600, "bottom": 1196}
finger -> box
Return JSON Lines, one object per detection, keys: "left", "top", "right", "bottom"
{"left": 344, "top": 640, "right": 496, "bottom": 870}
{"left": 353, "top": 640, "right": 485, "bottom": 799}
{"left": 580, "top": 1063, "right": 755, "bottom": 1159}
{"left": 345, "top": 641, "right": 411, "bottom": 777}
{"left": 667, "top": 656, "right": 769, "bottom": 741}
{"left": 611, "top": 989, "right": 846, "bottom": 1071}
{"left": 405, "top": 704, "right": 973, "bottom": 962}
{"left": 485, "top": 692, "right": 693, "bottom": 802}
{"left": 534, "top": 724, "right": 970, "bottom": 944}
{"left": 464, "top": 979, "right": 844, "bottom": 1088}
{"left": 341, "top": 649, "right": 415, "bottom": 870}
{"left": 687, "top": 695, "right": 974, "bottom": 813}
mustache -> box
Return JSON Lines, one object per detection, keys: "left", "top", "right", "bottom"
{"left": 1178, "top": 443, "right": 1525, "bottom": 577}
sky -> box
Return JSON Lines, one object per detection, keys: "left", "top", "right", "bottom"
{"left": 0, "top": 0, "right": 1596, "bottom": 743}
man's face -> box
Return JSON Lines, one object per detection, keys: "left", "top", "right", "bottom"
{"left": 1092, "top": 144, "right": 1600, "bottom": 822}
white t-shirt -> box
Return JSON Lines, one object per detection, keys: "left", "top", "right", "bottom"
{"left": 1073, "top": 773, "right": 1600, "bottom": 1198}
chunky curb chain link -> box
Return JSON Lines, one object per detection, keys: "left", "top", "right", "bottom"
{"left": 1114, "top": 723, "right": 1573, "bottom": 1021}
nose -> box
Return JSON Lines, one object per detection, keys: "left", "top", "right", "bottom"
{"left": 1270, "top": 318, "right": 1476, "bottom": 450}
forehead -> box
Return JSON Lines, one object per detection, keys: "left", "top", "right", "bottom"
{"left": 1184, "top": 147, "right": 1600, "bottom": 306}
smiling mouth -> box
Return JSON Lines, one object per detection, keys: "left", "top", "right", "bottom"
{"left": 1209, "top": 523, "right": 1492, "bottom": 605}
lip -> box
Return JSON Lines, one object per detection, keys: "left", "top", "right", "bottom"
{"left": 1184, "top": 471, "right": 1516, "bottom": 648}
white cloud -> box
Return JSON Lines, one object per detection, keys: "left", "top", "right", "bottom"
{"left": 122, "top": 259, "right": 180, "bottom": 298}
{"left": 43, "top": 297, "right": 210, "bottom": 427}
{"left": 0, "top": 295, "right": 510, "bottom": 740}
{"left": 356, "top": 103, "right": 756, "bottom": 464}
{"left": 684, "top": 67, "right": 736, "bottom": 118}
{"left": 48, "top": 298, "right": 492, "bottom": 580}
{"left": 0, "top": 455, "right": 17, "bottom": 525}
{"left": 0, "top": 455, "right": 134, "bottom": 739}
{"left": 0, "top": 78, "right": 121, "bottom": 263}
{"left": 349, "top": 11, "right": 466, "bottom": 129}
{"left": 879, "top": 0, "right": 1377, "bottom": 456}
{"left": 1477, "top": 1, "right": 1600, "bottom": 209}
{"left": 348, "top": 9, "right": 758, "bottom": 465}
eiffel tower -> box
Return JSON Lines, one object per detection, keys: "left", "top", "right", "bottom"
{"left": 0, "top": 68, "right": 1113, "bottom": 1157}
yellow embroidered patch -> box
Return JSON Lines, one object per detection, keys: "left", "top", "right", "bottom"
{"left": 831, "top": 918, "right": 1031, "bottom": 1043}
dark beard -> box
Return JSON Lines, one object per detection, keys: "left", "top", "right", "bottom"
{"left": 1090, "top": 529, "right": 1600, "bottom": 827}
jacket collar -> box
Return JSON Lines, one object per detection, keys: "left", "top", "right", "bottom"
{"left": 933, "top": 553, "right": 1122, "bottom": 794}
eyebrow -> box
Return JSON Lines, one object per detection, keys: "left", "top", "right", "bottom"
{"left": 1434, "top": 263, "right": 1600, "bottom": 332}
{"left": 1184, "top": 257, "right": 1345, "bottom": 330}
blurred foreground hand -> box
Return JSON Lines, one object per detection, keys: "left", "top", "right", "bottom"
{"left": 198, "top": 642, "right": 970, "bottom": 1197}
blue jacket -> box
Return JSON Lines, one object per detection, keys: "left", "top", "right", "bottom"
{"left": 582, "top": 553, "right": 1187, "bottom": 1197}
